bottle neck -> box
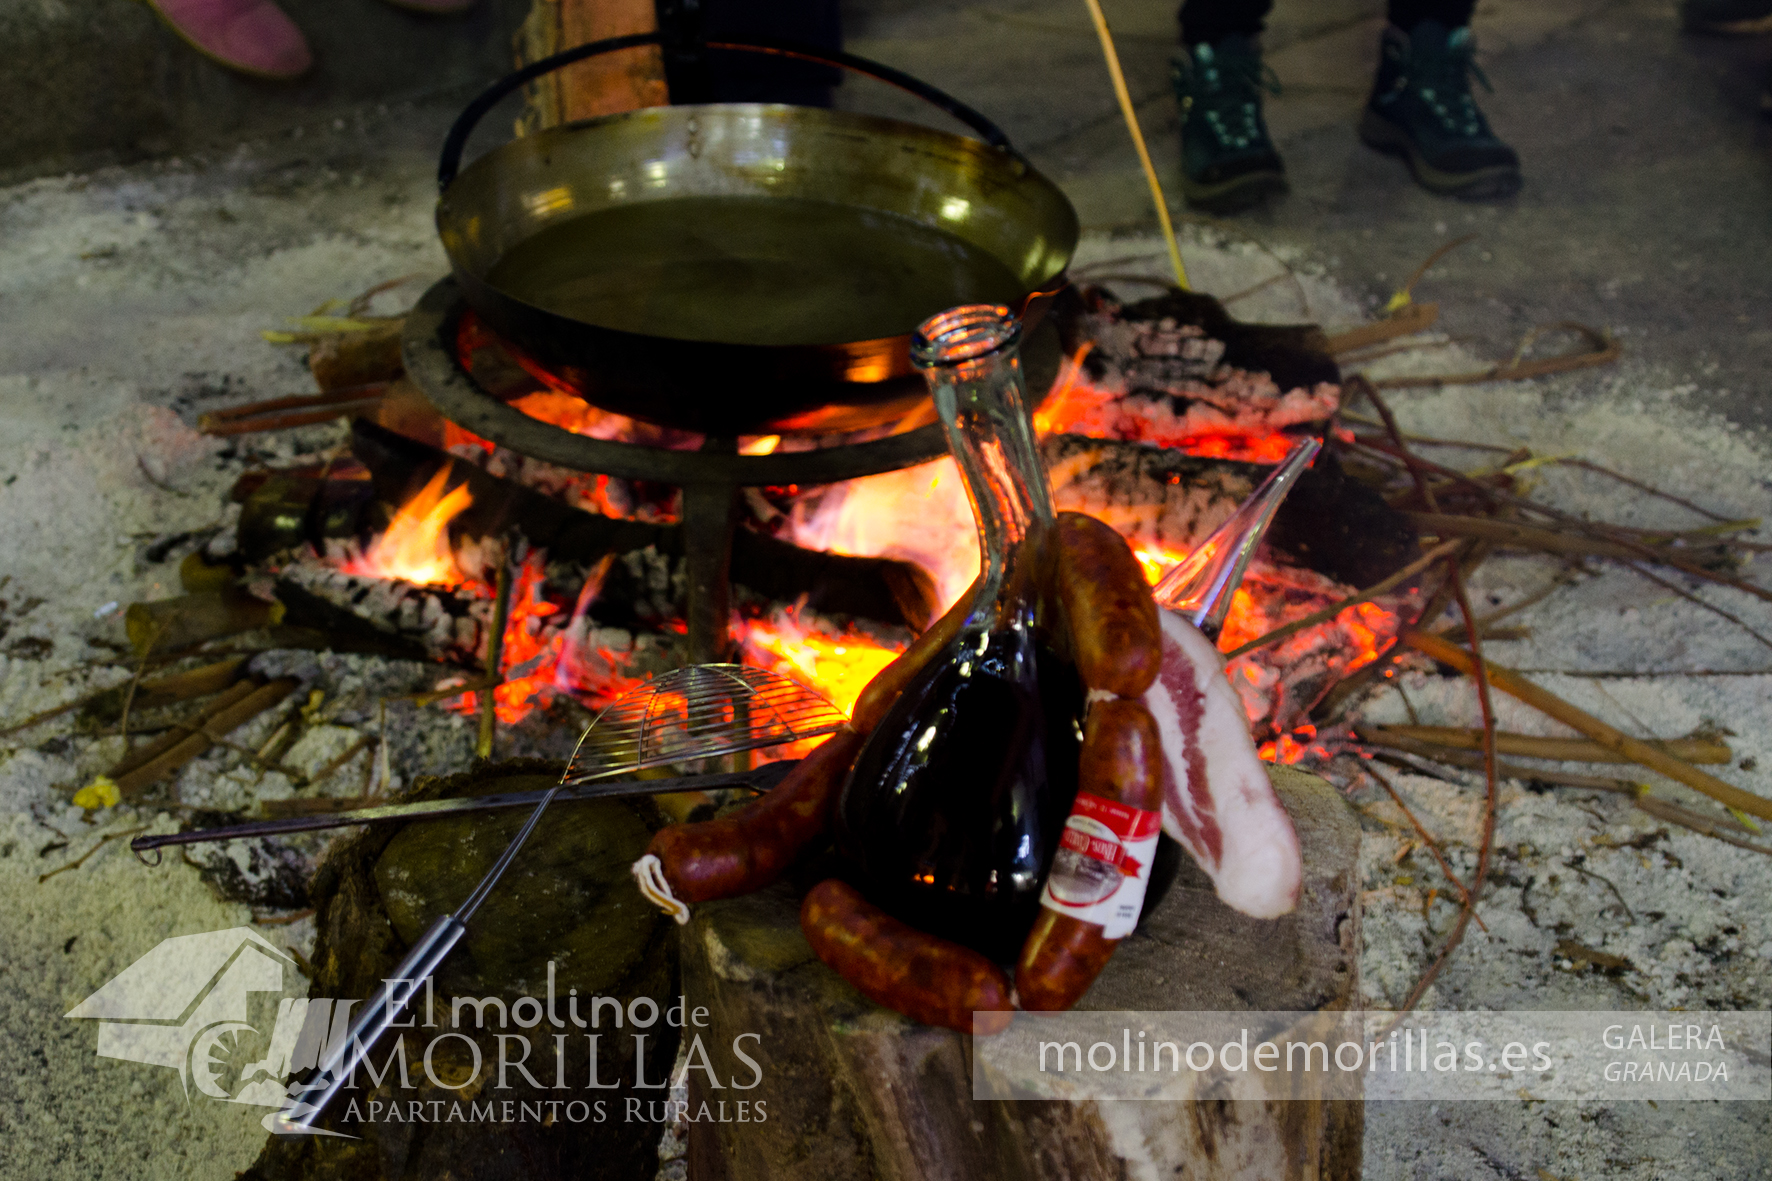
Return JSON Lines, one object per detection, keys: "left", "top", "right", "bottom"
{"left": 913, "top": 306, "right": 1055, "bottom": 624}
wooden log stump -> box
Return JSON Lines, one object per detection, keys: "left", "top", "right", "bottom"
{"left": 679, "top": 764, "right": 1362, "bottom": 1180}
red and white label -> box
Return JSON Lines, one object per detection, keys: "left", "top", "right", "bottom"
{"left": 1039, "top": 792, "right": 1162, "bottom": 939}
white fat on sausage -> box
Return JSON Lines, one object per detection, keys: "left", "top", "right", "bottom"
{"left": 1141, "top": 610, "right": 1302, "bottom": 919}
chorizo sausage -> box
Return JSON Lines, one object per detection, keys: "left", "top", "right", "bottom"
{"left": 1015, "top": 698, "right": 1163, "bottom": 1012}
{"left": 848, "top": 576, "right": 980, "bottom": 737}
{"left": 1053, "top": 512, "right": 1162, "bottom": 698}
{"left": 802, "top": 878, "right": 1014, "bottom": 1036}
{"left": 637, "top": 728, "right": 864, "bottom": 913}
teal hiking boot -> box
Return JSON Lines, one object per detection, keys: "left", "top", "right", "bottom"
{"left": 1679, "top": 0, "right": 1772, "bottom": 34}
{"left": 1359, "top": 21, "right": 1521, "bottom": 200}
{"left": 1173, "top": 36, "right": 1286, "bottom": 215}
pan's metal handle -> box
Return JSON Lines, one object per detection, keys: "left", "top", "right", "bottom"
{"left": 438, "top": 34, "right": 1021, "bottom": 191}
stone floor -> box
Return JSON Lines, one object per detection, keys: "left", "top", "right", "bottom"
{"left": 838, "top": 0, "right": 1772, "bottom": 431}
{"left": 1, "top": 1, "right": 1768, "bottom": 1179}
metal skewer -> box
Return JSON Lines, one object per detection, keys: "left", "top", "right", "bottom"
{"left": 131, "top": 760, "right": 797, "bottom": 855}
{"left": 1151, "top": 436, "right": 1321, "bottom": 640}
{"left": 267, "top": 665, "right": 843, "bottom": 1137}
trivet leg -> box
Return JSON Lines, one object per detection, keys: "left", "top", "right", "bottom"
{"left": 682, "top": 468, "right": 738, "bottom": 665}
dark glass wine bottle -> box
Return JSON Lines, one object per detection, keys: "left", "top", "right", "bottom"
{"left": 833, "top": 305, "right": 1085, "bottom": 964}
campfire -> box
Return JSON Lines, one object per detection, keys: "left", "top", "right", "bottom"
{"left": 68, "top": 267, "right": 1767, "bottom": 965}
{"left": 216, "top": 285, "right": 1415, "bottom": 772}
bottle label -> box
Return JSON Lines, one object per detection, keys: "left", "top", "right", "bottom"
{"left": 1039, "top": 792, "right": 1162, "bottom": 939}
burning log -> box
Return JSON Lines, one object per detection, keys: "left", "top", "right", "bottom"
{"left": 349, "top": 420, "right": 939, "bottom": 631}
{"left": 1058, "top": 285, "right": 1341, "bottom": 400}
{"left": 1042, "top": 432, "right": 1256, "bottom": 558}
{"left": 1043, "top": 434, "right": 1419, "bottom": 591}
{"left": 274, "top": 561, "right": 498, "bottom": 666}
{"left": 1043, "top": 286, "right": 1340, "bottom": 459}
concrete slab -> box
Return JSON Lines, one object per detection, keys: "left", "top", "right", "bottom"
{"left": 0, "top": 0, "right": 527, "bottom": 185}
{"left": 838, "top": 0, "right": 1772, "bottom": 433}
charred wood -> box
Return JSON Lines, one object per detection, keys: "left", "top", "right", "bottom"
{"left": 1055, "top": 285, "right": 1341, "bottom": 411}
{"left": 349, "top": 420, "right": 937, "bottom": 631}
{"left": 1043, "top": 434, "right": 1418, "bottom": 589}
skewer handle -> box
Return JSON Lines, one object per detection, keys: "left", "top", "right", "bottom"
{"left": 269, "top": 914, "right": 467, "bottom": 1135}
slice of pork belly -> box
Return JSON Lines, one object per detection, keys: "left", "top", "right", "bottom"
{"left": 1141, "top": 610, "right": 1302, "bottom": 918}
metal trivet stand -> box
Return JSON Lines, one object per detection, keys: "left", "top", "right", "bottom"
{"left": 402, "top": 276, "right": 1059, "bottom": 663}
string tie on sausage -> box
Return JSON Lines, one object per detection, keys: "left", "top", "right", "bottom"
{"left": 632, "top": 854, "right": 690, "bottom": 925}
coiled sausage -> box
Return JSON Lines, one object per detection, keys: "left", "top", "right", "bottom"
{"left": 802, "top": 878, "right": 1014, "bottom": 1036}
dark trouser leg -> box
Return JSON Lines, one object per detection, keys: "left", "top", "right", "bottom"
{"left": 1386, "top": 0, "right": 1477, "bottom": 28}
{"left": 1178, "top": 0, "right": 1274, "bottom": 46}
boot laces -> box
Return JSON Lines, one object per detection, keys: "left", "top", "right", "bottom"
{"left": 1397, "top": 28, "right": 1492, "bottom": 138}
{"left": 1179, "top": 45, "right": 1281, "bottom": 149}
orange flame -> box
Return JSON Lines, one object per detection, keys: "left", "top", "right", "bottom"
{"left": 1034, "top": 342, "right": 1307, "bottom": 464}
{"left": 786, "top": 458, "right": 980, "bottom": 613}
{"left": 342, "top": 465, "right": 471, "bottom": 587}
{"left": 738, "top": 609, "right": 905, "bottom": 719}
{"left": 454, "top": 556, "right": 565, "bottom": 725}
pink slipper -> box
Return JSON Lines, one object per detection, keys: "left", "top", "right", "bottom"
{"left": 142, "top": 0, "right": 312, "bottom": 81}
{"left": 381, "top": 0, "right": 478, "bottom": 13}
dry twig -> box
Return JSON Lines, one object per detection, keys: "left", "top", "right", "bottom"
{"left": 1402, "top": 630, "right": 1772, "bottom": 823}
{"left": 1361, "top": 724, "right": 1731, "bottom": 765}
{"left": 39, "top": 827, "right": 150, "bottom": 883}
{"left": 1224, "top": 539, "right": 1462, "bottom": 661}
{"left": 1365, "top": 764, "right": 1487, "bottom": 932}
{"left": 1362, "top": 383, "right": 1500, "bottom": 1029}
{"left": 1367, "top": 321, "right": 1620, "bottom": 389}
{"left": 1346, "top": 428, "right": 1772, "bottom": 606}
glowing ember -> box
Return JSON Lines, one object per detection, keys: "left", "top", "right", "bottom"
{"left": 454, "top": 556, "right": 566, "bottom": 725}
{"left": 738, "top": 607, "right": 905, "bottom": 719}
{"left": 1219, "top": 565, "right": 1406, "bottom": 752}
{"left": 341, "top": 464, "right": 472, "bottom": 587}
{"left": 1034, "top": 344, "right": 1322, "bottom": 465}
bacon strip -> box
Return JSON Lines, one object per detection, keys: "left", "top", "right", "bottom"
{"left": 1142, "top": 610, "right": 1302, "bottom": 919}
